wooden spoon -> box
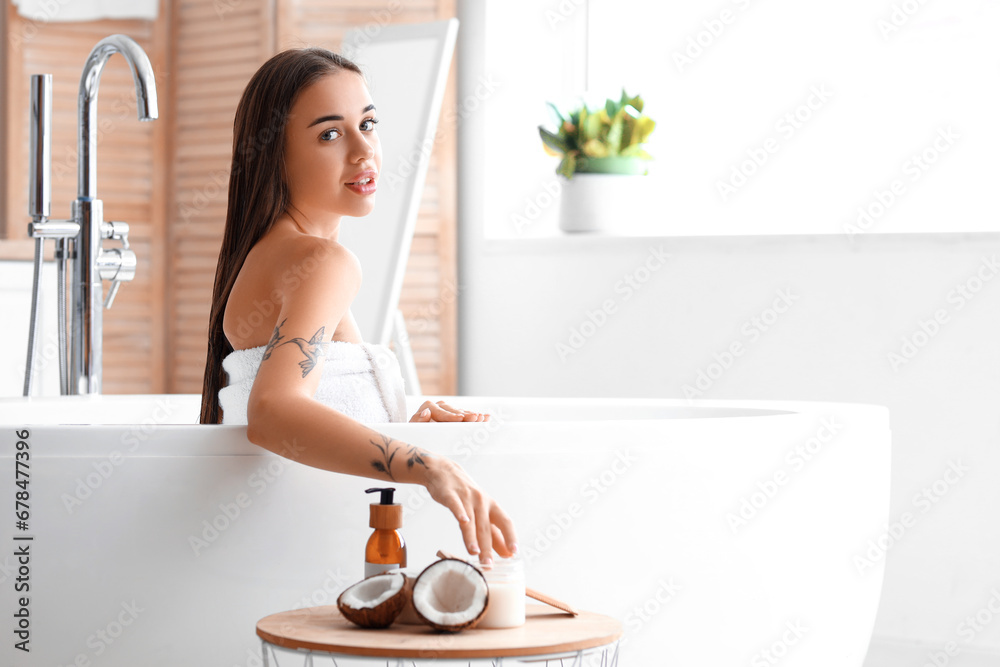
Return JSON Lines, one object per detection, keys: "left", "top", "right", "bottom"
{"left": 435, "top": 550, "right": 579, "bottom": 616}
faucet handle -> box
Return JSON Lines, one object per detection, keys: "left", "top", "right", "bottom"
{"left": 101, "top": 247, "right": 137, "bottom": 309}
{"left": 99, "top": 221, "right": 136, "bottom": 309}
{"left": 104, "top": 279, "right": 123, "bottom": 309}
{"left": 104, "top": 280, "right": 122, "bottom": 309}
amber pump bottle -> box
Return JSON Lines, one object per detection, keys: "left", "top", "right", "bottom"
{"left": 364, "top": 487, "right": 406, "bottom": 578}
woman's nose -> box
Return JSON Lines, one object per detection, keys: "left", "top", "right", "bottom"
{"left": 350, "top": 133, "right": 376, "bottom": 161}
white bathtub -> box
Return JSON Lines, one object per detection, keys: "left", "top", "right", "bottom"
{"left": 0, "top": 394, "right": 890, "bottom": 666}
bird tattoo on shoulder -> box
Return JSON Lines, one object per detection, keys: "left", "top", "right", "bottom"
{"left": 260, "top": 319, "right": 329, "bottom": 378}
{"left": 284, "top": 327, "right": 328, "bottom": 378}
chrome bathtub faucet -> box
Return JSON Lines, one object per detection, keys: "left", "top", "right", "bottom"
{"left": 23, "top": 34, "right": 158, "bottom": 396}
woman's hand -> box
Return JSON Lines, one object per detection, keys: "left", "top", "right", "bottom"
{"left": 422, "top": 456, "right": 517, "bottom": 564}
{"left": 410, "top": 400, "right": 490, "bottom": 423}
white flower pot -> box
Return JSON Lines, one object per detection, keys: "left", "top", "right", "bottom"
{"left": 557, "top": 173, "right": 649, "bottom": 233}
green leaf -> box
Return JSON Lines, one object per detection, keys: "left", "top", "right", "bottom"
{"left": 620, "top": 114, "right": 634, "bottom": 148}
{"left": 605, "top": 98, "right": 618, "bottom": 119}
{"left": 539, "top": 126, "right": 569, "bottom": 155}
{"left": 606, "top": 112, "right": 624, "bottom": 155}
{"left": 558, "top": 153, "right": 577, "bottom": 178}
{"left": 583, "top": 111, "right": 603, "bottom": 141}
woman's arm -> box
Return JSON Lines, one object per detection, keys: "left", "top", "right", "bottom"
{"left": 245, "top": 237, "right": 516, "bottom": 561}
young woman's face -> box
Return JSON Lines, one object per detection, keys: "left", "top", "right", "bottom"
{"left": 283, "top": 70, "right": 382, "bottom": 220}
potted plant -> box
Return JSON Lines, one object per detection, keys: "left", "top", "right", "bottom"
{"left": 539, "top": 90, "right": 656, "bottom": 232}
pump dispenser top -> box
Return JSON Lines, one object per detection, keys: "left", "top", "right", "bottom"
{"left": 367, "top": 487, "right": 402, "bottom": 530}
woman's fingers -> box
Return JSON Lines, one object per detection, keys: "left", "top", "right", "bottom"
{"left": 424, "top": 460, "right": 509, "bottom": 562}
{"left": 435, "top": 401, "right": 474, "bottom": 421}
{"left": 490, "top": 524, "right": 512, "bottom": 558}
{"left": 490, "top": 505, "right": 518, "bottom": 558}
{"left": 409, "top": 401, "right": 453, "bottom": 422}
{"left": 435, "top": 401, "right": 489, "bottom": 422}
{"left": 472, "top": 493, "right": 494, "bottom": 564}
{"left": 411, "top": 400, "right": 489, "bottom": 422}
{"left": 438, "top": 490, "right": 480, "bottom": 555}
{"left": 408, "top": 406, "right": 432, "bottom": 422}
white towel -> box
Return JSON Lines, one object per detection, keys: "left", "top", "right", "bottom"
{"left": 12, "top": 0, "right": 159, "bottom": 22}
{"left": 218, "top": 341, "right": 408, "bottom": 425}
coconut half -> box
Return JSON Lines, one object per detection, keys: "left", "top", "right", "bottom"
{"left": 337, "top": 571, "right": 409, "bottom": 628}
{"left": 412, "top": 558, "right": 490, "bottom": 632}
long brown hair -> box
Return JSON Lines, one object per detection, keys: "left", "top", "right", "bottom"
{"left": 199, "top": 48, "right": 363, "bottom": 424}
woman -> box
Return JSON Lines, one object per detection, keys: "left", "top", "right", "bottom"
{"left": 200, "top": 47, "right": 516, "bottom": 564}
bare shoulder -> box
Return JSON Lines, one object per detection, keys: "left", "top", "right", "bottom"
{"left": 267, "top": 235, "right": 362, "bottom": 298}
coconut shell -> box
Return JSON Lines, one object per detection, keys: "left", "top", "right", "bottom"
{"left": 394, "top": 572, "right": 425, "bottom": 625}
{"left": 337, "top": 572, "right": 410, "bottom": 628}
{"left": 412, "top": 558, "right": 490, "bottom": 633}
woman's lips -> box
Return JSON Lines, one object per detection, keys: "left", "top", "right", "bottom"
{"left": 345, "top": 177, "right": 377, "bottom": 195}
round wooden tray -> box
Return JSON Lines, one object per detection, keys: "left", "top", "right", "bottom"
{"left": 257, "top": 603, "right": 623, "bottom": 659}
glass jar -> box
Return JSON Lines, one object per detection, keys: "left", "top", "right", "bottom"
{"left": 475, "top": 555, "right": 525, "bottom": 629}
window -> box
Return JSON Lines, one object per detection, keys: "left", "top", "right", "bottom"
{"left": 477, "top": 0, "right": 1000, "bottom": 238}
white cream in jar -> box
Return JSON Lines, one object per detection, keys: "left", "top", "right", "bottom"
{"left": 476, "top": 556, "right": 525, "bottom": 629}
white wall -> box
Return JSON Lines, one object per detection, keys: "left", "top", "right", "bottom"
{"left": 458, "top": 0, "right": 1000, "bottom": 662}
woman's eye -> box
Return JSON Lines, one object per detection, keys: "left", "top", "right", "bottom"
{"left": 361, "top": 117, "right": 380, "bottom": 131}
{"left": 320, "top": 128, "right": 340, "bottom": 141}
